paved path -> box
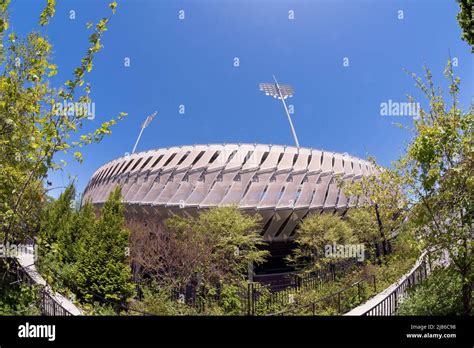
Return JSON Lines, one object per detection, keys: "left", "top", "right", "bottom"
{"left": 15, "top": 245, "right": 83, "bottom": 316}
{"left": 344, "top": 251, "right": 428, "bottom": 316}
{"left": 345, "top": 249, "right": 449, "bottom": 316}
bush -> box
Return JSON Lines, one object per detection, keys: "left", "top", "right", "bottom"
{"left": 0, "top": 261, "right": 40, "bottom": 315}
{"left": 288, "top": 213, "right": 357, "bottom": 272}
{"left": 73, "top": 187, "right": 135, "bottom": 306}
{"left": 38, "top": 185, "right": 135, "bottom": 310}
{"left": 398, "top": 266, "right": 466, "bottom": 315}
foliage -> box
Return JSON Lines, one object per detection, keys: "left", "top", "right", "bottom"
{"left": 342, "top": 166, "right": 409, "bottom": 257}
{"left": 131, "top": 207, "right": 269, "bottom": 291}
{"left": 0, "top": 0, "right": 126, "bottom": 246}
{"left": 82, "top": 302, "right": 120, "bottom": 316}
{"left": 339, "top": 59, "right": 472, "bottom": 315}
{"left": 398, "top": 60, "right": 473, "bottom": 314}
{"left": 0, "top": 282, "right": 40, "bottom": 315}
{"left": 134, "top": 283, "right": 199, "bottom": 316}
{"left": 288, "top": 213, "right": 357, "bottom": 272}
{"left": 132, "top": 280, "right": 245, "bottom": 316}
{"left": 38, "top": 184, "right": 76, "bottom": 262}
{"left": 72, "top": 187, "right": 135, "bottom": 306}
{"left": 398, "top": 265, "right": 466, "bottom": 315}
{"left": 456, "top": 0, "right": 474, "bottom": 52}
{"left": 266, "top": 250, "right": 418, "bottom": 316}
{"left": 0, "top": 260, "right": 40, "bottom": 315}
{"left": 38, "top": 185, "right": 135, "bottom": 309}
{"left": 344, "top": 208, "right": 380, "bottom": 257}
{"left": 128, "top": 207, "right": 268, "bottom": 315}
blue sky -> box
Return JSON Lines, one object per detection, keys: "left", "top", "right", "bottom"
{"left": 9, "top": 0, "right": 473, "bottom": 197}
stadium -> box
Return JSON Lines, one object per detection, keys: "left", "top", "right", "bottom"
{"left": 82, "top": 143, "right": 375, "bottom": 275}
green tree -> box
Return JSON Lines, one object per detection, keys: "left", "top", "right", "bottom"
{"left": 399, "top": 60, "right": 473, "bottom": 314}
{"left": 398, "top": 266, "right": 465, "bottom": 315}
{"left": 344, "top": 208, "right": 379, "bottom": 255}
{"left": 0, "top": 0, "right": 126, "bottom": 245}
{"left": 342, "top": 164, "right": 409, "bottom": 258}
{"left": 38, "top": 184, "right": 76, "bottom": 263}
{"left": 73, "top": 187, "right": 135, "bottom": 307}
{"left": 456, "top": 0, "right": 474, "bottom": 52}
{"left": 129, "top": 207, "right": 268, "bottom": 314}
{"left": 288, "top": 213, "right": 357, "bottom": 272}
{"left": 164, "top": 207, "right": 269, "bottom": 288}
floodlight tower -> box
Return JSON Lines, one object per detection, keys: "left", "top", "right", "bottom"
{"left": 132, "top": 111, "right": 158, "bottom": 154}
{"left": 259, "top": 75, "right": 300, "bottom": 148}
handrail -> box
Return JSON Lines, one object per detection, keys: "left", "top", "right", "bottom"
{"left": 14, "top": 258, "right": 74, "bottom": 316}
{"left": 268, "top": 274, "right": 376, "bottom": 316}
{"left": 345, "top": 250, "right": 432, "bottom": 316}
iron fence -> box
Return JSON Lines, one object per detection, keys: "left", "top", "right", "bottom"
{"left": 361, "top": 259, "right": 429, "bottom": 316}
{"left": 268, "top": 275, "right": 377, "bottom": 316}
{"left": 247, "top": 258, "right": 362, "bottom": 315}
{"left": 39, "top": 290, "right": 73, "bottom": 316}
{"left": 13, "top": 259, "right": 73, "bottom": 316}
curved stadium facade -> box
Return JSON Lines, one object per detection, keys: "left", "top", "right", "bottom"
{"left": 83, "top": 143, "right": 375, "bottom": 238}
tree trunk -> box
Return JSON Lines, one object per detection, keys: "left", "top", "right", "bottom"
{"left": 374, "top": 204, "right": 388, "bottom": 258}
{"left": 461, "top": 280, "right": 472, "bottom": 315}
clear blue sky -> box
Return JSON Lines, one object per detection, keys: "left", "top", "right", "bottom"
{"left": 9, "top": 0, "right": 473, "bottom": 198}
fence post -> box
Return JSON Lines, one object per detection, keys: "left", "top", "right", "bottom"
{"left": 41, "top": 291, "right": 45, "bottom": 315}
{"left": 247, "top": 282, "right": 252, "bottom": 316}
{"left": 357, "top": 282, "right": 361, "bottom": 302}
{"left": 394, "top": 287, "right": 398, "bottom": 311}
{"left": 252, "top": 283, "right": 257, "bottom": 316}
{"left": 373, "top": 275, "right": 376, "bottom": 292}
{"left": 337, "top": 292, "right": 341, "bottom": 313}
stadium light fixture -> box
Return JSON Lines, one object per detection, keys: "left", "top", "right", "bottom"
{"left": 132, "top": 111, "right": 158, "bottom": 154}
{"left": 259, "top": 75, "right": 300, "bottom": 148}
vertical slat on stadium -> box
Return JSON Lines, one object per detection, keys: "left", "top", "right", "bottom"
{"left": 167, "top": 145, "right": 223, "bottom": 208}
{"left": 127, "top": 148, "right": 168, "bottom": 203}
{"left": 323, "top": 153, "right": 344, "bottom": 212}
{"left": 335, "top": 155, "right": 355, "bottom": 212}
{"left": 274, "top": 148, "right": 312, "bottom": 241}
{"left": 154, "top": 145, "right": 207, "bottom": 206}
{"left": 199, "top": 144, "right": 256, "bottom": 207}
{"left": 259, "top": 146, "right": 297, "bottom": 241}
{"left": 185, "top": 144, "right": 240, "bottom": 206}
{"left": 140, "top": 146, "right": 185, "bottom": 205}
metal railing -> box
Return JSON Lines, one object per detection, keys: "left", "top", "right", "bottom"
{"left": 14, "top": 259, "right": 74, "bottom": 316}
{"left": 247, "top": 258, "right": 362, "bottom": 315}
{"left": 39, "top": 290, "right": 73, "bottom": 316}
{"left": 361, "top": 259, "right": 429, "bottom": 316}
{"left": 268, "top": 275, "right": 376, "bottom": 316}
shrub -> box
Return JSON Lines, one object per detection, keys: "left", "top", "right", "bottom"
{"left": 398, "top": 266, "right": 466, "bottom": 315}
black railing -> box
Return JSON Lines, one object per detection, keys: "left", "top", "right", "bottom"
{"left": 166, "top": 258, "right": 363, "bottom": 315}
{"left": 14, "top": 259, "right": 74, "bottom": 316}
{"left": 267, "top": 275, "right": 376, "bottom": 316}
{"left": 39, "top": 290, "right": 73, "bottom": 316}
{"left": 361, "top": 259, "right": 429, "bottom": 316}
{"left": 247, "top": 258, "right": 362, "bottom": 315}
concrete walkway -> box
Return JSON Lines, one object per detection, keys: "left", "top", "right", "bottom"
{"left": 15, "top": 245, "right": 83, "bottom": 316}
{"left": 344, "top": 251, "right": 428, "bottom": 316}
{"left": 345, "top": 249, "right": 448, "bottom": 316}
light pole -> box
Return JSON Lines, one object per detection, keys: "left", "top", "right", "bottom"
{"left": 259, "top": 75, "right": 300, "bottom": 148}
{"left": 132, "top": 111, "right": 158, "bottom": 154}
